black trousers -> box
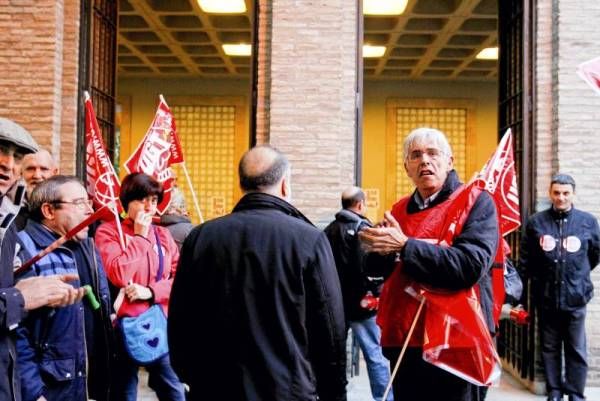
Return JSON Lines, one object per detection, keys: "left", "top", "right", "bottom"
{"left": 383, "top": 347, "right": 474, "bottom": 401}
{"left": 539, "top": 306, "right": 588, "bottom": 398}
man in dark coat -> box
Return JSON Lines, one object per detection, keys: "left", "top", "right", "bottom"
{"left": 0, "top": 118, "right": 84, "bottom": 401}
{"left": 324, "top": 186, "right": 392, "bottom": 401}
{"left": 15, "top": 176, "right": 114, "bottom": 401}
{"left": 169, "top": 145, "right": 347, "bottom": 401}
{"left": 520, "top": 173, "right": 600, "bottom": 401}
{"left": 359, "top": 127, "right": 498, "bottom": 401}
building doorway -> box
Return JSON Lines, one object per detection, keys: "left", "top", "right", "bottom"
{"left": 360, "top": 0, "right": 538, "bottom": 389}
{"left": 79, "top": 0, "right": 255, "bottom": 223}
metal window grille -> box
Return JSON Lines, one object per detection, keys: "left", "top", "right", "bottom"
{"left": 497, "top": 0, "right": 538, "bottom": 384}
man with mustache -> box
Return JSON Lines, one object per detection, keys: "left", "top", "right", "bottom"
{"left": 359, "top": 127, "right": 498, "bottom": 401}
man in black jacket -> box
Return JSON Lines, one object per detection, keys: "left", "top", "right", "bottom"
{"left": 169, "top": 145, "right": 347, "bottom": 401}
{"left": 0, "top": 118, "right": 84, "bottom": 401}
{"left": 324, "top": 187, "right": 392, "bottom": 401}
{"left": 520, "top": 173, "right": 600, "bottom": 401}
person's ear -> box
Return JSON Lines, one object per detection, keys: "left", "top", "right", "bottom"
{"left": 40, "top": 202, "right": 56, "bottom": 221}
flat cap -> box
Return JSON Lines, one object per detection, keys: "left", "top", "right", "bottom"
{"left": 0, "top": 118, "right": 39, "bottom": 154}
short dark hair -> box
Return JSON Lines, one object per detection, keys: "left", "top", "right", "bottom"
{"left": 342, "top": 189, "right": 365, "bottom": 209}
{"left": 550, "top": 173, "right": 576, "bottom": 191}
{"left": 29, "top": 175, "right": 82, "bottom": 222}
{"left": 239, "top": 146, "right": 290, "bottom": 192}
{"left": 119, "top": 173, "right": 164, "bottom": 211}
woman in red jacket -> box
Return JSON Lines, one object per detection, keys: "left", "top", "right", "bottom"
{"left": 95, "top": 172, "right": 185, "bottom": 401}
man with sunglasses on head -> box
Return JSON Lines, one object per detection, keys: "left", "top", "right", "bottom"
{"left": 14, "top": 175, "right": 114, "bottom": 401}
{"left": 0, "top": 118, "right": 84, "bottom": 401}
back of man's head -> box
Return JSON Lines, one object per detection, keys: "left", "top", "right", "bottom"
{"left": 550, "top": 173, "right": 576, "bottom": 191}
{"left": 239, "top": 145, "right": 290, "bottom": 195}
{"left": 341, "top": 186, "right": 365, "bottom": 210}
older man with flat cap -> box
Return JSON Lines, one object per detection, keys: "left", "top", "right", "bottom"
{"left": 0, "top": 118, "right": 84, "bottom": 401}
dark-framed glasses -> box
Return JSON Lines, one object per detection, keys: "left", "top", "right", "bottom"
{"left": 51, "top": 199, "right": 93, "bottom": 210}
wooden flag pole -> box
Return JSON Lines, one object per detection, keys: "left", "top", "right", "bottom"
{"left": 381, "top": 296, "right": 426, "bottom": 401}
{"left": 181, "top": 162, "right": 204, "bottom": 223}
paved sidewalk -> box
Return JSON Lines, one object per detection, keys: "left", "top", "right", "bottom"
{"left": 138, "top": 363, "right": 600, "bottom": 400}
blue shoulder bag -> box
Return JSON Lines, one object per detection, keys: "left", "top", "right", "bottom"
{"left": 120, "top": 227, "right": 169, "bottom": 365}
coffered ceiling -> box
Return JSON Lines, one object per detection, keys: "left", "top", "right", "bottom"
{"left": 364, "top": 0, "right": 497, "bottom": 80}
{"left": 117, "top": 0, "right": 497, "bottom": 81}
{"left": 118, "top": 0, "right": 253, "bottom": 77}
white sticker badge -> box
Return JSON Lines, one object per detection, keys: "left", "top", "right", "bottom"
{"left": 540, "top": 235, "right": 556, "bottom": 252}
{"left": 564, "top": 236, "right": 582, "bottom": 253}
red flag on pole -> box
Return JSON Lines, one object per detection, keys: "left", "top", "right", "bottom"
{"left": 124, "top": 96, "right": 180, "bottom": 215}
{"left": 478, "top": 129, "right": 520, "bottom": 236}
{"left": 84, "top": 92, "right": 123, "bottom": 214}
{"left": 577, "top": 56, "right": 600, "bottom": 96}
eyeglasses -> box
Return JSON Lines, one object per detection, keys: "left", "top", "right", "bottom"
{"left": 51, "top": 199, "right": 93, "bottom": 210}
{"left": 407, "top": 148, "right": 445, "bottom": 162}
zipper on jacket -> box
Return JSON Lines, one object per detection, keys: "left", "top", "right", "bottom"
{"left": 557, "top": 217, "right": 566, "bottom": 309}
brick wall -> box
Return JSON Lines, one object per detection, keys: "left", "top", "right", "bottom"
{"left": 261, "top": 0, "right": 358, "bottom": 224}
{"left": 0, "top": 0, "right": 79, "bottom": 172}
{"left": 535, "top": 0, "right": 555, "bottom": 209}
{"left": 535, "top": 0, "right": 600, "bottom": 386}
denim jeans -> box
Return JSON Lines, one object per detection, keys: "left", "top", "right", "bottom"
{"left": 112, "top": 330, "right": 185, "bottom": 401}
{"left": 351, "top": 316, "right": 394, "bottom": 401}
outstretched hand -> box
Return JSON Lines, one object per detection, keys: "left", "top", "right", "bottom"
{"left": 15, "top": 274, "right": 85, "bottom": 311}
{"left": 358, "top": 211, "right": 408, "bottom": 255}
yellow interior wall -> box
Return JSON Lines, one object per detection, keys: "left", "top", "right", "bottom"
{"left": 116, "top": 77, "right": 251, "bottom": 176}
{"left": 362, "top": 79, "right": 499, "bottom": 221}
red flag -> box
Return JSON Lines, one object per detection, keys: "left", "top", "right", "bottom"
{"left": 85, "top": 92, "right": 122, "bottom": 215}
{"left": 577, "top": 56, "right": 600, "bottom": 96}
{"left": 124, "top": 96, "right": 183, "bottom": 215}
{"left": 478, "top": 129, "right": 520, "bottom": 236}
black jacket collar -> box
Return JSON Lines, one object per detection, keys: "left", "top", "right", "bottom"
{"left": 406, "top": 169, "right": 462, "bottom": 214}
{"left": 549, "top": 205, "right": 574, "bottom": 220}
{"left": 335, "top": 209, "right": 369, "bottom": 224}
{"left": 233, "top": 192, "right": 314, "bottom": 226}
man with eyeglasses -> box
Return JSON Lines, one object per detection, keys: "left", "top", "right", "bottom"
{"left": 0, "top": 118, "right": 84, "bottom": 401}
{"left": 359, "top": 127, "right": 498, "bottom": 401}
{"left": 14, "top": 175, "right": 114, "bottom": 401}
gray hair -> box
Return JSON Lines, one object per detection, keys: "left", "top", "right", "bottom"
{"left": 403, "top": 127, "right": 452, "bottom": 162}
{"left": 166, "top": 187, "right": 188, "bottom": 215}
{"left": 29, "top": 175, "right": 82, "bottom": 222}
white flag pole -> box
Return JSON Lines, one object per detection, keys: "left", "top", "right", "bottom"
{"left": 107, "top": 183, "right": 126, "bottom": 251}
{"left": 181, "top": 162, "right": 204, "bottom": 223}
{"left": 158, "top": 94, "right": 204, "bottom": 223}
